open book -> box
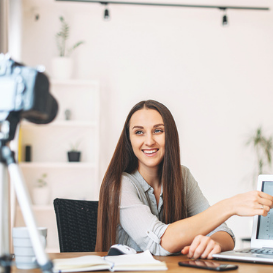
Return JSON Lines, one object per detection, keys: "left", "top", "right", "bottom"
{"left": 53, "top": 250, "right": 168, "bottom": 272}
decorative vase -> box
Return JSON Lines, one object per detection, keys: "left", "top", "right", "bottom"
{"left": 67, "top": 151, "right": 81, "bottom": 162}
{"left": 32, "top": 187, "right": 50, "bottom": 206}
{"left": 51, "top": 57, "right": 73, "bottom": 80}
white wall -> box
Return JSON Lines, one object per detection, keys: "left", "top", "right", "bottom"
{"left": 21, "top": 0, "right": 273, "bottom": 246}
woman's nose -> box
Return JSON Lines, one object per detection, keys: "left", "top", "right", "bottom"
{"left": 145, "top": 133, "right": 156, "bottom": 146}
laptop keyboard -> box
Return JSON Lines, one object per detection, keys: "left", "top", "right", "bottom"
{"left": 237, "top": 248, "right": 273, "bottom": 255}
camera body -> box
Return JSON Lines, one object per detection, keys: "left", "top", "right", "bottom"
{"left": 0, "top": 54, "right": 58, "bottom": 141}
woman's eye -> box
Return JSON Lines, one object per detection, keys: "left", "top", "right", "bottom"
{"left": 154, "top": 129, "right": 163, "bottom": 134}
{"left": 135, "top": 130, "right": 143, "bottom": 135}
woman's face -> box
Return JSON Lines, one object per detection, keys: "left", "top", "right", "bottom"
{"left": 129, "top": 108, "right": 165, "bottom": 173}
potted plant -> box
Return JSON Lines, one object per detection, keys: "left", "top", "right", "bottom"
{"left": 32, "top": 173, "right": 50, "bottom": 206}
{"left": 52, "top": 16, "right": 84, "bottom": 79}
{"left": 247, "top": 127, "right": 273, "bottom": 187}
{"left": 67, "top": 141, "right": 81, "bottom": 162}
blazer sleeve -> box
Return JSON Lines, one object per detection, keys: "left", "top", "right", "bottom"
{"left": 183, "top": 166, "right": 235, "bottom": 243}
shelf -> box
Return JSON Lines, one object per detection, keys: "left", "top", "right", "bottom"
{"left": 21, "top": 120, "right": 97, "bottom": 128}
{"left": 16, "top": 79, "right": 100, "bottom": 253}
{"left": 19, "top": 162, "right": 97, "bottom": 169}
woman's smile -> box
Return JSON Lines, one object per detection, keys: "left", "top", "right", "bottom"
{"left": 142, "top": 148, "right": 159, "bottom": 156}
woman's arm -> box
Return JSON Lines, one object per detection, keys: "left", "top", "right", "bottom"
{"left": 161, "top": 191, "right": 273, "bottom": 253}
{"left": 161, "top": 197, "right": 232, "bottom": 252}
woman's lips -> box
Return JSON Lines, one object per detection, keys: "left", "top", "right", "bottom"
{"left": 142, "top": 149, "right": 159, "bottom": 157}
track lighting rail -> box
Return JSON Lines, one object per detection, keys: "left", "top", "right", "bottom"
{"left": 56, "top": 0, "right": 269, "bottom": 11}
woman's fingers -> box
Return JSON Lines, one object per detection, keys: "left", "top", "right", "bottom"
{"left": 199, "top": 238, "right": 221, "bottom": 259}
{"left": 182, "top": 235, "right": 221, "bottom": 259}
{"left": 257, "top": 193, "right": 273, "bottom": 208}
{"left": 207, "top": 244, "right": 221, "bottom": 259}
{"left": 191, "top": 237, "right": 209, "bottom": 259}
{"left": 255, "top": 192, "right": 272, "bottom": 216}
{"left": 200, "top": 239, "right": 218, "bottom": 259}
{"left": 259, "top": 191, "right": 273, "bottom": 206}
{"left": 181, "top": 246, "right": 190, "bottom": 255}
{"left": 187, "top": 235, "right": 205, "bottom": 259}
{"left": 253, "top": 208, "right": 269, "bottom": 217}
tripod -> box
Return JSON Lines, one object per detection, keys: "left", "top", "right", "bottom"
{"left": 0, "top": 118, "right": 53, "bottom": 273}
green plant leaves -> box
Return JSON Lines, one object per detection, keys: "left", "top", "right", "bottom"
{"left": 56, "top": 16, "right": 84, "bottom": 57}
{"left": 247, "top": 127, "right": 273, "bottom": 174}
{"left": 37, "top": 173, "right": 47, "bottom": 188}
{"left": 67, "top": 41, "right": 85, "bottom": 57}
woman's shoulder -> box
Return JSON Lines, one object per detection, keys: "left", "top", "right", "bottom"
{"left": 181, "top": 165, "right": 190, "bottom": 172}
{"left": 122, "top": 171, "right": 155, "bottom": 198}
{"left": 121, "top": 172, "right": 141, "bottom": 192}
{"left": 121, "top": 172, "right": 137, "bottom": 183}
{"left": 180, "top": 165, "right": 197, "bottom": 188}
{"left": 121, "top": 172, "right": 135, "bottom": 184}
{"left": 181, "top": 165, "right": 190, "bottom": 179}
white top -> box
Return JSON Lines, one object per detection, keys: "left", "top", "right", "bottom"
{"left": 117, "top": 165, "right": 235, "bottom": 256}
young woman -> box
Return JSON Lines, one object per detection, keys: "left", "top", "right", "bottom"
{"left": 96, "top": 100, "right": 273, "bottom": 258}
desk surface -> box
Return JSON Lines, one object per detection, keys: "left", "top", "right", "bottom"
{"left": 12, "top": 252, "right": 273, "bottom": 273}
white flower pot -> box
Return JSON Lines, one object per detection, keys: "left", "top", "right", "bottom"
{"left": 51, "top": 57, "right": 73, "bottom": 80}
{"left": 32, "top": 187, "right": 50, "bottom": 206}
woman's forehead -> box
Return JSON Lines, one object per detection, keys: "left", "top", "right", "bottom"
{"left": 129, "top": 109, "right": 163, "bottom": 127}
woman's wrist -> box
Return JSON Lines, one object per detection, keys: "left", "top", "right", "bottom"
{"left": 215, "top": 198, "right": 235, "bottom": 219}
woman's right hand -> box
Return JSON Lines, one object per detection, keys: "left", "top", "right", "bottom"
{"left": 229, "top": 191, "right": 273, "bottom": 217}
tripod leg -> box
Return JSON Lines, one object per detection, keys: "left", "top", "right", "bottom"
{"left": 2, "top": 146, "right": 53, "bottom": 273}
{"left": 0, "top": 163, "right": 10, "bottom": 273}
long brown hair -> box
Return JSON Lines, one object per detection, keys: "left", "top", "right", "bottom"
{"left": 95, "top": 100, "right": 187, "bottom": 251}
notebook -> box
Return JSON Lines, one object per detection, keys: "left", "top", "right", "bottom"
{"left": 53, "top": 250, "right": 168, "bottom": 272}
{"left": 213, "top": 174, "right": 273, "bottom": 264}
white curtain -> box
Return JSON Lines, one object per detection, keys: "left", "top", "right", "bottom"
{"left": 0, "top": 0, "right": 9, "bottom": 53}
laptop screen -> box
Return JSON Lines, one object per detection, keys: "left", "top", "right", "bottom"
{"left": 257, "top": 181, "right": 273, "bottom": 240}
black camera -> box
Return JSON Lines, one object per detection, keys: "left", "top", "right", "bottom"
{"left": 0, "top": 54, "right": 58, "bottom": 141}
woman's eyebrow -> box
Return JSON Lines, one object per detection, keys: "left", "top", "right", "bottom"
{"left": 132, "top": 125, "right": 144, "bottom": 130}
{"left": 154, "top": 124, "right": 164, "bottom": 127}
{"left": 132, "top": 124, "right": 164, "bottom": 130}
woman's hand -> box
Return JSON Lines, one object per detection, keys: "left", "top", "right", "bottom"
{"left": 229, "top": 191, "right": 273, "bottom": 217}
{"left": 181, "top": 235, "right": 221, "bottom": 259}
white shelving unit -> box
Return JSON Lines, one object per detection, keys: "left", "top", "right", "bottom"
{"left": 14, "top": 79, "right": 100, "bottom": 252}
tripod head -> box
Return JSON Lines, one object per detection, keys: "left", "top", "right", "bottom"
{"left": 0, "top": 54, "right": 58, "bottom": 144}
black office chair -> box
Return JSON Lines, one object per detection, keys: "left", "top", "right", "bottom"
{"left": 53, "top": 198, "right": 98, "bottom": 252}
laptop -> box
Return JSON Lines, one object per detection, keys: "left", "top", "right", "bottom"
{"left": 213, "top": 174, "right": 273, "bottom": 264}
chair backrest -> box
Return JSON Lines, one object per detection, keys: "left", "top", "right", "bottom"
{"left": 53, "top": 198, "right": 98, "bottom": 252}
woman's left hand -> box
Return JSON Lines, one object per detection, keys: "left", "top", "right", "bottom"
{"left": 181, "top": 235, "right": 221, "bottom": 259}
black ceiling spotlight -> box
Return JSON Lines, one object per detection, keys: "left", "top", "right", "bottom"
{"left": 222, "top": 14, "right": 228, "bottom": 26}
{"left": 102, "top": 2, "right": 110, "bottom": 20}
{"left": 220, "top": 7, "right": 228, "bottom": 26}
{"left": 104, "top": 8, "right": 109, "bottom": 20}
